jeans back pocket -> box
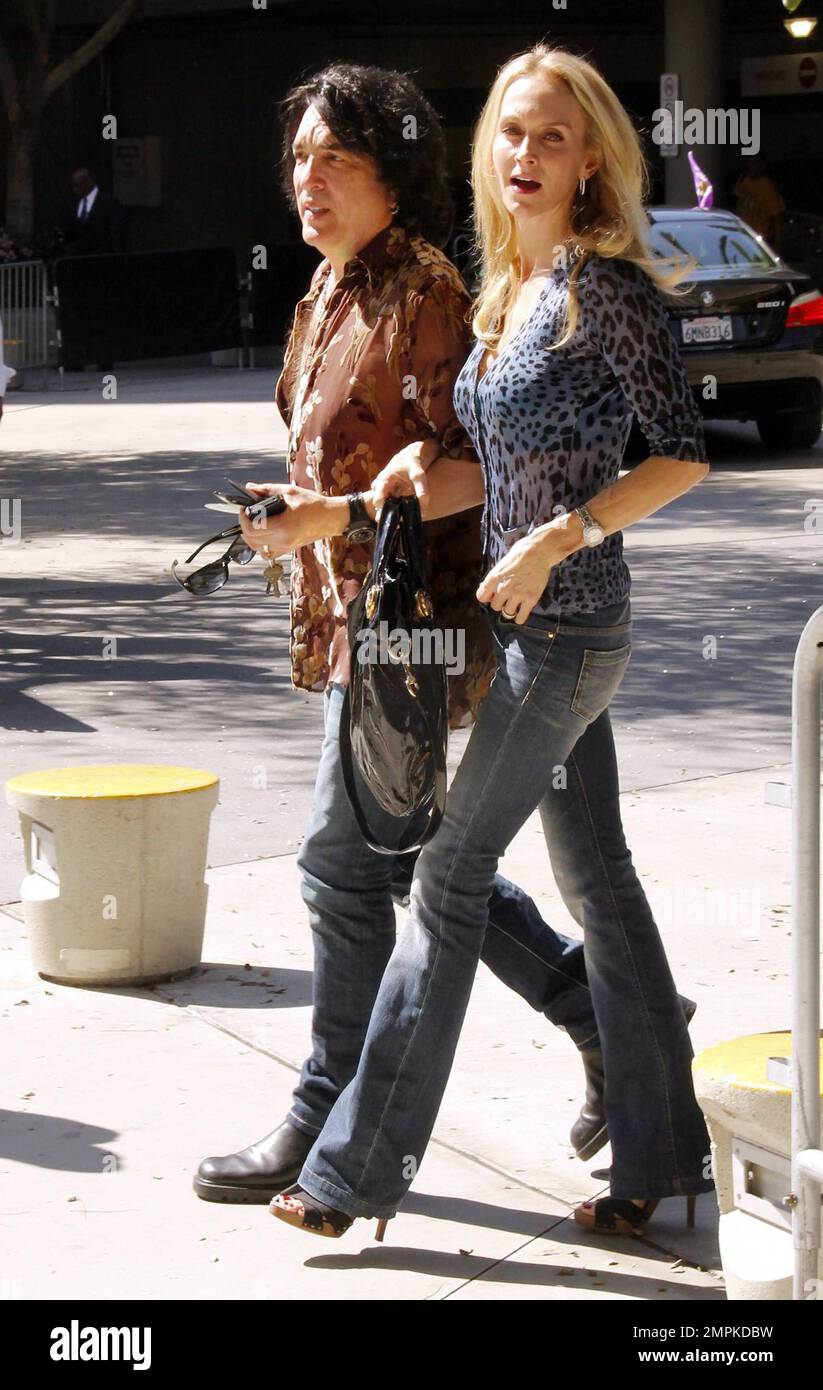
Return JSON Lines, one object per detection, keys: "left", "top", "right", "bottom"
{"left": 570, "top": 643, "right": 631, "bottom": 723}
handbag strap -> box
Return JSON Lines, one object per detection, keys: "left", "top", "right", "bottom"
{"left": 394, "top": 495, "right": 429, "bottom": 598}
{"left": 338, "top": 685, "right": 446, "bottom": 856}
{"left": 367, "top": 496, "right": 428, "bottom": 603}
{"left": 370, "top": 495, "right": 403, "bottom": 583}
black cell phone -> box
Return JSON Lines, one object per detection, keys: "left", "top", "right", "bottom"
{"left": 213, "top": 477, "right": 258, "bottom": 507}
{"left": 213, "top": 478, "right": 287, "bottom": 516}
{"left": 213, "top": 489, "right": 256, "bottom": 507}
{"left": 244, "top": 494, "right": 287, "bottom": 517}
{"left": 227, "top": 477, "right": 287, "bottom": 518}
{"left": 225, "top": 476, "right": 257, "bottom": 499}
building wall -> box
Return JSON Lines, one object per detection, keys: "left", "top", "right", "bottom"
{"left": 7, "top": 13, "right": 663, "bottom": 254}
{"left": 722, "top": 28, "right": 823, "bottom": 211}
{"left": 2, "top": 5, "right": 820, "bottom": 252}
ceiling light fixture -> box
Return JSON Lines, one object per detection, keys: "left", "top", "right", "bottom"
{"left": 784, "top": 16, "right": 819, "bottom": 37}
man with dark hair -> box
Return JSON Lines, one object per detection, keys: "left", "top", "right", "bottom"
{"left": 68, "top": 168, "right": 122, "bottom": 255}
{"left": 62, "top": 168, "right": 122, "bottom": 370}
{"left": 194, "top": 63, "right": 692, "bottom": 1206}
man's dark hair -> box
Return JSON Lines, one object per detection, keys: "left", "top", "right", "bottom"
{"left": 279, "top": 62, "right": 454, "bottom": 246}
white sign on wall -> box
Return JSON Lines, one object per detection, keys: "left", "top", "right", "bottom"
{"left": 741, "top": 52, "right": 822, "bottom": 96}
{"left": 659, "top": 72, "right": 679, "bottom": 158}
{"left": 113, "top": 137, "right": 163, "bottom": 207}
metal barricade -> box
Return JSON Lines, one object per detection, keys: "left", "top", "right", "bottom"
{"left": 0, "top": 259, "right": 49, "bottom": 372}
{"left": 791, "top": 604, "right": 823, "bottom": 1298}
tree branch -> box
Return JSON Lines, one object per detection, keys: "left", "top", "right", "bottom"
{"left": 0, "top": 33, "right": 20, "bottom": 116}
{"left": 45, "top": 0, "right": 57, "bottom": 49}
{"left": 22, "top": 0, "right": 49, "bottom": 64}
{"left": 43, "top": 0, "right": 139, "bottom": 102}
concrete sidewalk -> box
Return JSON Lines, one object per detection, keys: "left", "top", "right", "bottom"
{"left": 0, "top": 756, "right": 794, "bottom": 1300}
{"left": 1, "top": 365, "right": 818, "bottom": 1299}
{"left": 2, "top": 371, "right": 821, "bottom": 900}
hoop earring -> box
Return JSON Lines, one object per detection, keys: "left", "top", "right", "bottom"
{"left": 579, "top": 177, "right": 587, "bottom": 196}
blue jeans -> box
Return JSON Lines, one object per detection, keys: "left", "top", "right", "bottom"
{"left": 289, "top": 685, "right": 599, "bottom": 1140}
{"left": 298, "top": 596, "right": 714, "bottom": 1217}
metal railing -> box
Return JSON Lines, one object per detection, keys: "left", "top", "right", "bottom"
{"left": 791, "top": 604, "right": 823, "bottom": 1299}
{"left": 0, "top": 259, "right": 50, "bottom": 371}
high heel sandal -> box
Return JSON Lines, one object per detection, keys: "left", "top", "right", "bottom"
{"left": 574, "top": 1194, "right": 696, "bottom": 1236}
{"left": 269, "top": 1184, "right": 390, "bottom": 1241}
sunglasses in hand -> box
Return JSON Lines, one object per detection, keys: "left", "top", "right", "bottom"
{"left": 172, "top": 479, "right": 288, "bottom": 597}
{"left": 171, "top": 526, "right": 254, "bottom": 596}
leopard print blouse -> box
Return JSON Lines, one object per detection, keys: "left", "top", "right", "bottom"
{"left": 453, "top": 251, "right": 709, "bottom": 615}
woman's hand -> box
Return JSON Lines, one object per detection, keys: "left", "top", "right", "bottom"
{"left": 238, "top": 481, "right": 327, "bottom": 554}
{"left": 371, "top": 439, "right": 438, "bottom": 513}
{"left": 476, "top": 523, "right": 574, "bottom": 624}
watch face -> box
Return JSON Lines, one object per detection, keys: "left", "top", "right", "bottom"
{"left": 586, "top": 526, "right": 605, "bottom": 546}
{"left": 347, "top": 527, "right": 375, "bottom": 544}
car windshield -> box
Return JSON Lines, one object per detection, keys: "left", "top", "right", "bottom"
{"left": 649, "top": 218, "right": 779, "bottom": 270}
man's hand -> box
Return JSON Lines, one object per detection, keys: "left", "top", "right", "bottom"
{"left": 238, "top": 481, "right": 332, "bottom": 554}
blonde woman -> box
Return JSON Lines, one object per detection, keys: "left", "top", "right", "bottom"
{"left": 267, "top": 44, "right": 714, "bottom": 1241}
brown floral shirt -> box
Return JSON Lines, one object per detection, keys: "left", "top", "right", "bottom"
{"left": 275, "top": 221, "right": 494, "bottom": 728}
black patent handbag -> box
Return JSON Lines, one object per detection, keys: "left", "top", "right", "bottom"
{"left": 339, "top": 495, "right": 448, "bottom": 854}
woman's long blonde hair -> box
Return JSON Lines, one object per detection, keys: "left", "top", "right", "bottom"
{"left": 471, "top": 44, "right": 694, "bottom": 349}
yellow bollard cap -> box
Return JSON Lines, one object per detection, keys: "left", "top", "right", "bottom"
{"left": 693, "top": 1031, "right": 823, "bottom": 1095}
{"left": 6, "top": 765, "right": 219, "bottom": 799}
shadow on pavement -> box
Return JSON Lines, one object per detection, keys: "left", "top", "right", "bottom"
{"left": 0, "top": 1108, "right": 119, "bottom": 1174}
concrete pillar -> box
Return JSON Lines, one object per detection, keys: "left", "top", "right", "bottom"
{"left": 693, "top": 1031, "right": 823, "bottom": 1300}
{"left": 6, "top": 764, "right": 220, "bottom": 986}
{"left": 663, "top": 0, "right": 725, "bottom": 207}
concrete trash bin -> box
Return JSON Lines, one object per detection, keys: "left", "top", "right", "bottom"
{"left": 6, "top": 764, "right": 220, "bottom": 987}
{"left": 693, "top": 1031, "right": 823, "bottom": 1300}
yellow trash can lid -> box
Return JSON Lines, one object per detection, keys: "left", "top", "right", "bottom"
{"left": 6, "top": 765, "right": 219, "bottom": 799}
{"left": 693, "top": 1031, "right": 823, "bottom": 1095}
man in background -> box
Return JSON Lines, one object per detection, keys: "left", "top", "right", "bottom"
{"left": 734, "top": 155, "right": 786, "bottom": 252}
{"left": 62, "top": 168, "right": 122, "bottom": 370}
{"left": 68, "top": 168, "right": 122, "bottom": 255}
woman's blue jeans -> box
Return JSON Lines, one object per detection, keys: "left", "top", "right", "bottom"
{"left": 298, "top": 596, "right": 714, "bottom": 1218}
{"left": 289, "top": 710, "right": 600, "bottom": 1144}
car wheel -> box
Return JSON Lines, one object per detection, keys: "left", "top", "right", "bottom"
{"left": 757, "top": 411, "right": 823, "bottom": 451}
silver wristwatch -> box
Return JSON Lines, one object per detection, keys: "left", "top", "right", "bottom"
{"left": 575, "top": 502, "right": 605, "bottom": 547}
{"left": 343, "top": 492, "right": 377, "bottom": 544}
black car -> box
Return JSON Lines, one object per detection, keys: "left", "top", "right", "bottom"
{"left": 648, "top": 208, "right": 823, "bottom": 451}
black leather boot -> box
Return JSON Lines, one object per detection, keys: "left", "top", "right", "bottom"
{"left": 570, "top": 996, "right": 698, "bottom": 1161}
{"left": 193, "top": 1120, "right": 315, "bottom": 1203}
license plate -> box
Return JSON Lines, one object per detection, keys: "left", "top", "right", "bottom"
{"left": 681, "top": 315, "right": 733, "bottom": 345}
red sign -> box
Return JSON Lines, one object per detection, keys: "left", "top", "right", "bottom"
{"left": 799, "top": 55, "right": 818, "bottom": 89}
{"left": 742, "top": 50, "right": 823, "bottom": 94}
